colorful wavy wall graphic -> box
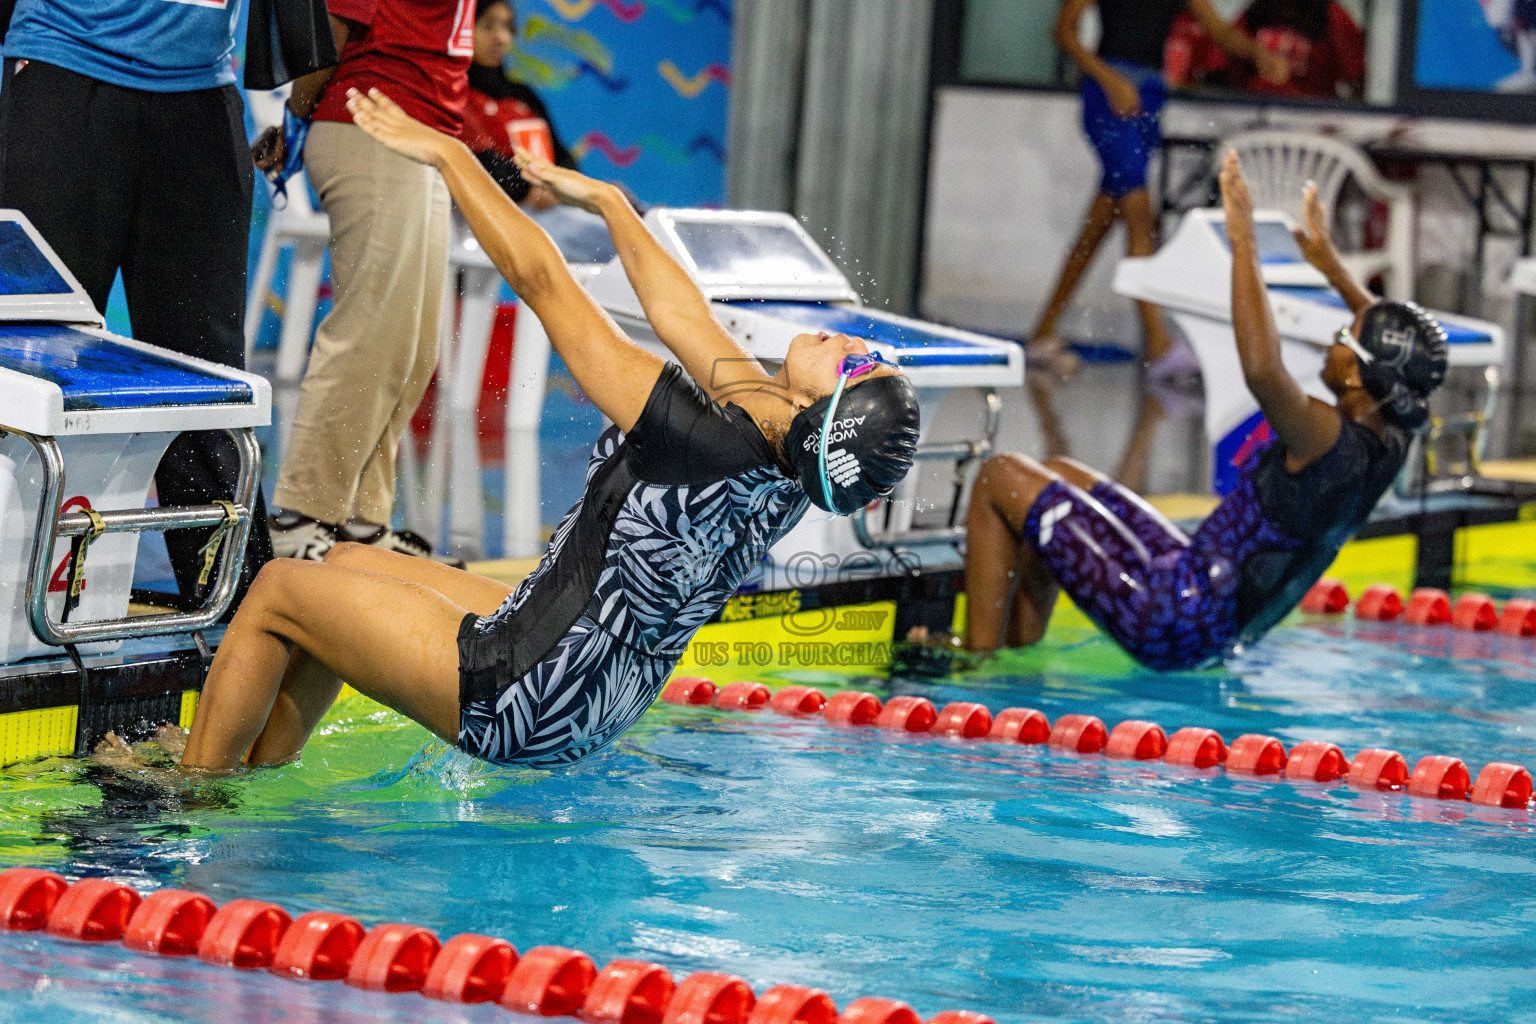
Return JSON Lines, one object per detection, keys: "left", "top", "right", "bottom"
{"left": 523, "top": 15, "right": 614, "bottom": 71}
{"left": 507, "top": 54, "right": 629, "bottom": 91}
{"left": 544, "top": 0, "right": 729, "bottom": 25}
{"left": 545, "top": 0, "right": 645, "bottom": 23}
{"left": 648, "top": 0, "right": 730, "bottom": 24}
{"left": 657, "top": 59, "right": 731, "bottom": 97}
{"left": 572, "top": 131, "right": 725, "bottom": 167}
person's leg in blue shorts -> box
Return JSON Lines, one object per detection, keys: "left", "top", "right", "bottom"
{"left": 1025, "top": 62, "right": 1177, "bottom": 376}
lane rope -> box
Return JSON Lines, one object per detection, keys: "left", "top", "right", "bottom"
{"left": 1298, "top": 579, "right": 1536, "bottom": 636}
{"left": 0, "top": 866, "right": 987, "bottom": 1024}
{"left": 662, "top": 677, "right": 1534, "bottom": 813}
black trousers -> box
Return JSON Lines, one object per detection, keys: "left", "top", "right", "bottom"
{"left": 0, "top": 58, "right": 273, "bottom": 609}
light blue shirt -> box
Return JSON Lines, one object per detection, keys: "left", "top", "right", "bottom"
{"left": 5, "top": 0, "right": 243, "bottom": 92}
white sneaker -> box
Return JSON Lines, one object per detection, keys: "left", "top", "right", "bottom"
{"left": 339, "top": 524, "right": 466, "bottom": 568}
{"left": 269, "top": 513, "right": 339, "bottom": 561}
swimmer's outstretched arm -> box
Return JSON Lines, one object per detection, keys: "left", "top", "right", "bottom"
{"left": 345, "top": 88, "right": 663, "bottom": 432}
{"left": 1292, "top": 183, "right": 1376, "bottom": 317}
{"left": 1220, "top": 149, "right": 1342, "bottom": 467}
{"left": 511, "top": 147, "right": 772, "bottom": 401}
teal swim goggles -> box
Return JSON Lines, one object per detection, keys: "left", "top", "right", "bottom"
{"left": 817, "top": 351, "right": 895, "bottom": 514}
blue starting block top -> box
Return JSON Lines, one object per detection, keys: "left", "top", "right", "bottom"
{"left": 0, "top": 325, "right": 253, "bottom": 411}
{"left": 730, "top": 301, "right": 1011, "bottom": 367}
{"left": 1270, "top": 287, "right": 1493, "bottom": 347}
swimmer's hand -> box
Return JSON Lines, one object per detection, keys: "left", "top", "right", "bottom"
{"left": 511, "top": 145, "right": 613, "bottom": 214}
{"left": 345, "top": 88, "right": 452, "bottom": 168}
{"left": 1218, "top": 148, "right": 1255, "bottom": 232}
{"left": 1292, "top": 181, "right": 1341, "bottom": 271}
{"left": 1254, "top": 47, "right": 1291, "bottom": 87}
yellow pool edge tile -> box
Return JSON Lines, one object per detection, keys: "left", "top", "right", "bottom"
{"left": 0, "top": 706, "right": 76, "bottom": 765}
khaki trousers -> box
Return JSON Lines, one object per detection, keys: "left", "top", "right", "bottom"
{"left": 274, "top": 120, "right": 450, "bottom": 526}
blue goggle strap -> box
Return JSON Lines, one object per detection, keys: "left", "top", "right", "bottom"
{"left": 817, "top": 367, "right": 854, "bottom": 514}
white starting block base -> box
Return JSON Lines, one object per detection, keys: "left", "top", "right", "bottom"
{"left": 0, "top": 212, "right": 270, "bottom": 667}
{"left": 0, "top": 431, "right": 175, "bottom": 662}
{"left": 501, "top": 209, "right": 1022, "bottom": 586}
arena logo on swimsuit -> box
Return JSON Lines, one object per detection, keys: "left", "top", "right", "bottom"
{"left": 800, "top": 414, "right": 866, "bottom": 451}
{"left": 1038, "top": 500, "right": 1073, "bottom": 546}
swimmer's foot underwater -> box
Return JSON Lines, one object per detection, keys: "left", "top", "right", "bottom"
{"left": 175, "top": 87, "right": 920, "bottom": 775}
{"left": 894, "top": 627, "right": 984, "bottom": 679}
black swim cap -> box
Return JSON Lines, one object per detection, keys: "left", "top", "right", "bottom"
{"left": 1347, "top": 301, "right": 1448, "bottom": 431}
{"left": 785, "top": 373, "right": 920, "bottom": 514}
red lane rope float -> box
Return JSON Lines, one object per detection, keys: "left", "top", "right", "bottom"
{"left": 988, "top": 708, "right": 1049, "bottom": 744}
{"left": 1354, "top": 583, "right": 1404, "bottom": 622}
{"left": 124, "top": 889, "right": 217, "bottom": 956}
{"left": 1347, "top": 748, "right": 1409, "bottom": 791}
{"left": 1405, "top": 588, "right": 1453, "bottom": 627}
{"left": 422, "top": 933, "right": 519, "bottom": 1003}
{"left": 839, "top": 998, "right": 921, "bottom": 1024}
{"left": 750, "top": 985, "right": 838, "bottom": 1024}
{"left": 1284, "top": 741, "right": 1349, "bottom": 783}
{"left": 933, "top": 702, "right": 992, "bottom": 739}
{"left": 0, "top": 868, "right": 68, "bottom": 930}
{"left": 926, "top": 1013, "right": 996, "bottom": 1024}
{"left": 198, "top": 899, "right": 291, "bottom": 968}
{"left": 1299, "top": 578, "right": 1349, "bottom": 615}
{"left": 1227, "top": 734, "right": 1288, "bottom": 775}
{"left": 1501, "top": 600, "right": 1536, "bottom": 637}
{"left": 823, "top": 691, "right": 881, "bottom": 726}
{"left": 348, "top": 923, "right": 441, "bottom": 992}
{"left": 770, "top": 687, "right": 828, "bottom": 716}
{"left": 503, "top": 945, "right": 599, "bottom": 1016}
{"left": 46, "top": 877, "right": 139, "bottom": 941}
{"left": 582, "top": 959, "right": 676, "bottom": 1024}
{"left": 271, "top": 910, "right": 366, "bottom": 980}
{"left": 664, "top": 971, "right": 756, "bottom": 1024}
{"left": 1105, "top": 720, "right": 1167, "bottom": 761}
{"left": 1408, "top": 756, "right": 1471, "bottom": 801}
{"left": 1164, "top": 728, "right": 1227, "bottom": 769}
{"left": 1472, "top": 763, "right": 1535, "bottom": 808}
{"left": 877, "top": 696, "right": 938, "bottom": 733}
{"left": 1047, "top": 714, "right": 1107, "bottom": 754}
{"left": 714, "top": 682, "right": 771, "bottom": 711}
{"left": 1452, "top": 594, "right": 1499, "bottom": 632}
{"left": 661, "top": 678, "right": 717, "bottom": 706}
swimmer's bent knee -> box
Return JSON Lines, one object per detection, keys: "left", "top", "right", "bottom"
{"left": 323, "top": 541, "right": 369, "bottom": 564}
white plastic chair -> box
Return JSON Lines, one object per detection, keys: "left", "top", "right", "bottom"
{"left": 1218, "top": 130, "right": 1415, "bottom": 301}
{"left": 244, "top": 88, "right": 332, "bottom": 383}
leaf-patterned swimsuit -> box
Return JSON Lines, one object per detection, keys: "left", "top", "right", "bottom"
{"left": 457, "top": 364, "right": 809, "bottom": 766}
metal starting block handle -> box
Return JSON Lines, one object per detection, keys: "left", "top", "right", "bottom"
{"left": 15, "top": 427, "right": 260, "bottom": 647}
{"left": 852, "top": 388, "right": 1002, "bottom": 550}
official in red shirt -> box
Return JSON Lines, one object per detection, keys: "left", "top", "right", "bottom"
{"left": 461, "top": 0, "right": 576, "bottom": 208}
{"left": 254, "top": 0, "right": 472, "bottom": 562}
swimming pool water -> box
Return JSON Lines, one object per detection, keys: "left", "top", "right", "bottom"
{"left": 2, "top": 618, "right": 1535, "bottom": 1024}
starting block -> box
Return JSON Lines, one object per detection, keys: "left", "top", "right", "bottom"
{"left": 0, "top": 212, "right": 269, "bottom": 757}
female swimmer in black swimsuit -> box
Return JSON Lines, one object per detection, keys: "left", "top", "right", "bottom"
{"left": 963, "top": 151, "right": 1446, "bottom": 671}
{"left": 178, "top": 88, "right": 920, "bottom": 770}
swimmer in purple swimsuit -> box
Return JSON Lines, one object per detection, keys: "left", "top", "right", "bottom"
{"left": 963, "top": 150, "right": 1447, "bottom": 671}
